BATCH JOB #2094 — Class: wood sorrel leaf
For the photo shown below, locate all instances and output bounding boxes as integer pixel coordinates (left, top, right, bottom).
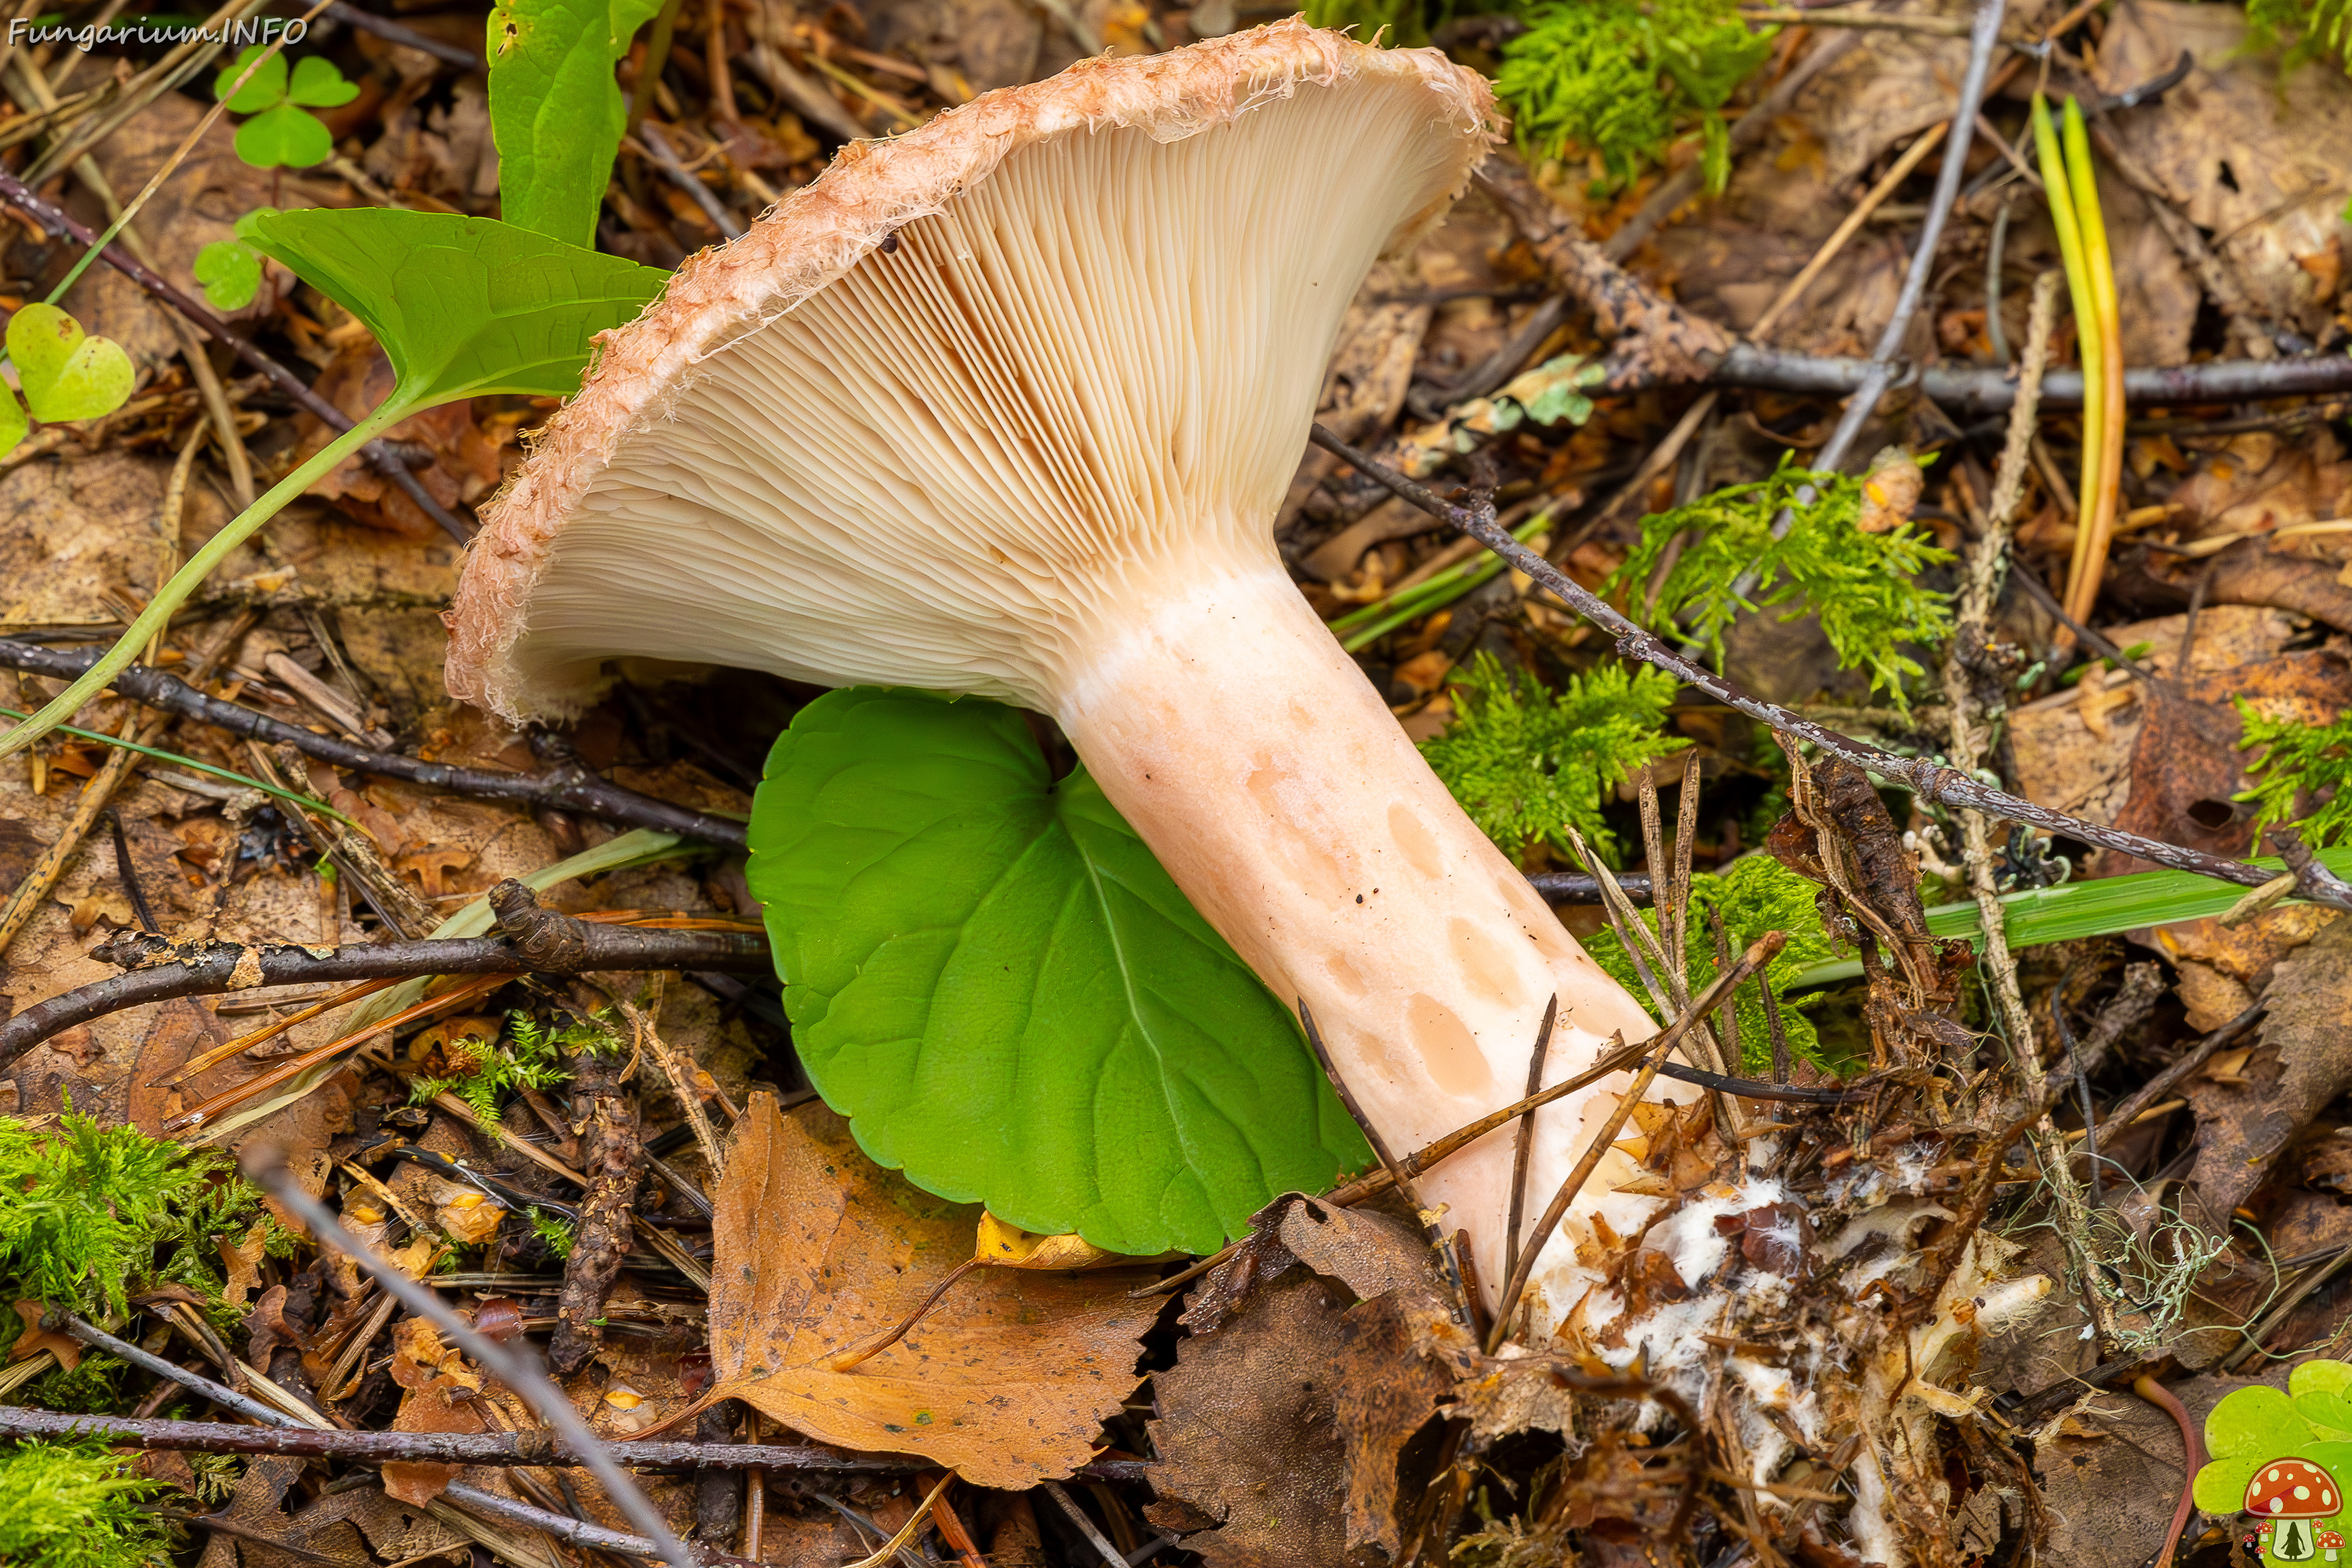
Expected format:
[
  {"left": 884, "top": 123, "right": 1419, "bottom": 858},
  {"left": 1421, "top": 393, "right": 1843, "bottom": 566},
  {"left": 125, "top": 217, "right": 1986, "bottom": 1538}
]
[
  {"left": 487, "top": 0, "right": 668, "bottom": 246},
  {"left": 212, "top": 43, "right": 286, "bottom": 113},
  {"left": 747, "top": 688, "right": 1372, "bottom": 1257},
  {"left": 236, "top": 206, "right": 666, "bottom": 404},
  {"left": 233, "top": 102, "right": 334, "bottom": 169},
  {"left": 7, "top": 303, "right": 134, "bottom": 423},
  {"left": 287, "top": 55, "right": 360, "bottom": 109},
  {"left": 193, "top": 236, "right": 265, "bottom": 311}
]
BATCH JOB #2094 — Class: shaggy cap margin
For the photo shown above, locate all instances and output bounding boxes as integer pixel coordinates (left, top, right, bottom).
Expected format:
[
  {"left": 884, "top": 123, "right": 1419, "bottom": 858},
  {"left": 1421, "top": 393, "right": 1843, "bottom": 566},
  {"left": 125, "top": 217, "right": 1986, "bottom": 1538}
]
[{"left": 444, "top": 20, "right": 1499, "bottom": 723}]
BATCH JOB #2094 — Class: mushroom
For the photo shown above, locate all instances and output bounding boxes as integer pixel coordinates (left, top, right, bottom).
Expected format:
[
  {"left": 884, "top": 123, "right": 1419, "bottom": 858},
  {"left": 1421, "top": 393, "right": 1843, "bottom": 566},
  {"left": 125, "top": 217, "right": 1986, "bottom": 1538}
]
[
  {"left": 445, "top": 22, "right": 1662, "bottom": 1317},
  {"left": 2321, "top": 1528, "right": 2342, "bottom": 1562},
  {"left": 2247, "top": 1460, "right": 2341, "bottom": 1562}
]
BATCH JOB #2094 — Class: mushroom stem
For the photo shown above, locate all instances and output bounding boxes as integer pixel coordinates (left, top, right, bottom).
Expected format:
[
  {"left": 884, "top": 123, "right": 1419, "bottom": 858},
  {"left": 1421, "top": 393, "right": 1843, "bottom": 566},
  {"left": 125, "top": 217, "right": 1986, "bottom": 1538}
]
[{"left": 1055, "top": 561, "right": 1660, "bottom": 1313}]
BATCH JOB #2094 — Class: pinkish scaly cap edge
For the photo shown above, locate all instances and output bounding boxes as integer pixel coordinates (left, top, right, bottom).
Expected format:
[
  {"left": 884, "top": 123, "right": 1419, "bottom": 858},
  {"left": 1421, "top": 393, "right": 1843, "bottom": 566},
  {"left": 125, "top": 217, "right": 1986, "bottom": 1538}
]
[{"left": 443, "top": 19, "right": 1499, "bottom": 723}]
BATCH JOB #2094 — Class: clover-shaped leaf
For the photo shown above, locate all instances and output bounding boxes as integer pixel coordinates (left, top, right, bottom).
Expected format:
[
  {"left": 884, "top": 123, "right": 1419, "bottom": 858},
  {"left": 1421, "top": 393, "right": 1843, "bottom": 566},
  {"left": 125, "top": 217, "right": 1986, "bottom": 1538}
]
[
  {"left": 288, "top": 55, "right": 360, "bottom": 109},
  {"left": 7, "top": 303, "right": 135, "bottom": 424},
  {"left": 2198, "top": 1364, "right": 2352, "bottom": 1523},
  {"left": 213, "top": 45, "right": 285, "bottom": 113},
  {"left": 193, "top": 237, "right": 265, "bottom": 311},
  {"left": 214, "top": 47, "right": 352, "bottom": 168},
  {"left": 0, "top": 384, "right": 28, "bottom": 458}
]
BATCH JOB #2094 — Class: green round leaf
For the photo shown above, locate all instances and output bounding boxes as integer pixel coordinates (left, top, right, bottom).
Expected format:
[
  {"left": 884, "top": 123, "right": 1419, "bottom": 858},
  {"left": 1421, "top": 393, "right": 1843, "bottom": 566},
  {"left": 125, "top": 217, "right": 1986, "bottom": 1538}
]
[
  {"left": 192, "top": 238, "right": 263, "bottom": 311},
  {"left": 287, "top": 55, "right": 360, "bottom": 108},
  {"left": 0, "top": 385, "right": 28, "bottom": 459},
  {"left": 213, "top": 44, "right": 287, "bottom": 113},
  {"left": 7, "top": 303, "right": 135, "bottom": 424},
  {"left": 747, "top": 688, "right": 1372, "bottom": 1256},
  {"left": 233, "top": 104, "right": 334, "bottom": 169}
]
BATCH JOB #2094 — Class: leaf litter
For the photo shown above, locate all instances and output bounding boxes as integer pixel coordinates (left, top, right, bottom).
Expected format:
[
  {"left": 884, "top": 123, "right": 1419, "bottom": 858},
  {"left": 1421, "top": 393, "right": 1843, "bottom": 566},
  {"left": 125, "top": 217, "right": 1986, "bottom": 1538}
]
[{"left": 8, "top": 0, "right": 2352, "bottom": 1564}]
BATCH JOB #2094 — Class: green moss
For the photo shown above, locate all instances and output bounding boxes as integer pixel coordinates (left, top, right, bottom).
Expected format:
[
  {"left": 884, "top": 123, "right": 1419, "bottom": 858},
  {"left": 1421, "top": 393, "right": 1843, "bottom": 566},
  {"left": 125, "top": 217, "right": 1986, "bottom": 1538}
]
[
  {"left": 1583, "top": 854, "right": 1847, "bottom": 1074},
  {"left": 2237, "top": 703, "right": 2352, "bottom": 850},
  {"left": 1496, "top": 0, "right": 1774, "bottom": 192},
  {"left": 410, "top": 1007, "right": 618, "bottom": 1123},
  {"left": 0, "top": 1441, "right": 167, "bottom": 1568},
  {"left": 0, "top": 1109, "right": 266, "bottom": 1317},
  {"left": 1611, "top": 458, "right": 1953, "bottom": 705},
  {"left": 1419, "top": 653, "right": 1686, "bottom": 865}
]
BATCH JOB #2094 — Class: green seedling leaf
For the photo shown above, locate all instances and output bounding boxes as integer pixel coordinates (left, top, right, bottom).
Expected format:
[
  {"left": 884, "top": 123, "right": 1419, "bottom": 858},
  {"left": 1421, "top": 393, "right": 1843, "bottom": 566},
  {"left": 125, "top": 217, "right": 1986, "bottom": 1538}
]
[
  {"left": 192, "top": 236, "right": 264, "bottom": 311},
  {"left": 236, "top": 206, "right": 667, "bottom": 403},
  {"left": 2198, "top": 1365, "right": 2352, "bottom": 1528},
  {"left": 747, "top": 688, "right": 1373, "bottom": 1256},
  {"left": 211, "top": 43, "right": 285, "bottom": 113},
  {"left": 233, "top": 102, "right": 334, "bottom": 169},
  {"left": 7, "top": 303, "right": 134, "bottom": 423},
  {"left": 0, "top": 208, "right": 666, "bottom": 767},
  {"left": 287, "top": 55, "right": 360, "bottom": 109},
  {"left": 487, "top": 0, "right": 668, "bottom": 245},
  {"left": 0, "top": 385, "right": 26, "bottom": 459}
]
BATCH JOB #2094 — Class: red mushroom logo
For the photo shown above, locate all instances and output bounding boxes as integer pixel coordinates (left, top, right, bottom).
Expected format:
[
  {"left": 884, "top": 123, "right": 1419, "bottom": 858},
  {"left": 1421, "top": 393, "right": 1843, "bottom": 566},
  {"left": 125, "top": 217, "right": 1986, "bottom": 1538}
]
[
  {"left": 2246, "top": 1459, "right": 2342, "bottom": 1561},
  {"left": 2323, "top": 1529, "right": 2344, "bottom": 1562}
]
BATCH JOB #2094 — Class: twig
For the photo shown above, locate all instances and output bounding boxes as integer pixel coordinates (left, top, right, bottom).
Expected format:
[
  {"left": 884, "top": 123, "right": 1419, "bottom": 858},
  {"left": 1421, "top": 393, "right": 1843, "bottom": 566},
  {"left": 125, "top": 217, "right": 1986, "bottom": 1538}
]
[
  {"left": 0, "top": 638, "right": 749, "bottom": 847},
  {"left": 1484, "top": 933, "right": 1785, "bottom": 1350},
  {"left": 323, "top": 0, "right": 480, "bottom": 66},
  {"left": 1736, "top": 6, "right": 2026, "bottom": 36},
  {"left": 1131, "top": 1025, "right": 1860, "bottom": 1300},
  {"left": 1942, "top": 271, "right": 2062, "bottom": 1087},
  {"left": 1701, "top": 345, "right": 2352, "bottom": 410},
  {"left": 0, "top": 908, "right": 768, "bottom": 1073},
  {"left": 2102, "top": 1000, "right": 2265, "bottom": 1133},
  {"left": 1526, "top": 871, "right": 1651, "bottom": 903},
  {"left": 247, "top": 1153, "right": 698, "bottom": 1568},
  {"left": 640, "top": 123, "right": 745, "bottom": 240},
  {"left": 0, "top": 170, "right": 472, "bottom": 543},
  {"left": 1041, "top": 1480, "right": 1127, "bottom": 1568},
  {"left": 51, "top": 1314, "right": 294, "bottom": 1430},
  {"left": 1501, "top": 995, "right": 1558, "bottom": 1286},
  {"left": 1811, "top": 0, "right": 2007, "bottom": 472},
  {"left": 1303, "top": 424, "right": 2352, "bottom": 911}
]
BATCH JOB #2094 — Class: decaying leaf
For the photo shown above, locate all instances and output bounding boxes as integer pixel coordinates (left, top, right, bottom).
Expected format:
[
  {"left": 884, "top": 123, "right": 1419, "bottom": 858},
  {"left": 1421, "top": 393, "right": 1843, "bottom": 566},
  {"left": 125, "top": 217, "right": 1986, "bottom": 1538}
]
[
  {"left": 706, "top": 1093, "right": 1157, "bottom": 1487},
  {"left": 2186, "top": 917, "right": 2352, "bottom": 1223},
  {"left": 1149, "top": 1194, "right": 1469, "bottom": 1565},
  {"left": 383, "top": 1317, "right": 486, "bottom": 1506}
]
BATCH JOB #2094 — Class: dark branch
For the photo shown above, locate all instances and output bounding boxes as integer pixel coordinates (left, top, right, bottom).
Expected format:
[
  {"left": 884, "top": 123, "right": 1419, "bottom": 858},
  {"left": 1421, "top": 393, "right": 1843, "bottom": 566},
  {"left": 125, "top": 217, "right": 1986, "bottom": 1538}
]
[
  {"left": 0, "top": 892, "right": 769, "bottom": 1070},
  {"left": 0, "top": 1405, "right": 1145, "bottom": 1482},
  {"left": 1706, "top": 344, "right": 2352, "bottom": 412},
  {"left": 1305, "top": 424, "right": 2352, "bottom": 911},
  {"left": 0, "top": 638, "right": 750, "bottom": 850},
  {"left": 0, "top": 172, "right": 473, "bottom": 545}
]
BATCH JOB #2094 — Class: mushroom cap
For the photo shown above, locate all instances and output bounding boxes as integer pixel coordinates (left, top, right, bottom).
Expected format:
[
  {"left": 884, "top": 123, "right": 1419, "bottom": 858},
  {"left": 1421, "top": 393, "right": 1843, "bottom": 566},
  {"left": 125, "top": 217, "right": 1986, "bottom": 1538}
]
[
  {"left": 445, "top": 21, "right": 1497, "bottom": 722},
  {"left": 2247, "top": 1459, "right": 2342, "bottom": 1518}
]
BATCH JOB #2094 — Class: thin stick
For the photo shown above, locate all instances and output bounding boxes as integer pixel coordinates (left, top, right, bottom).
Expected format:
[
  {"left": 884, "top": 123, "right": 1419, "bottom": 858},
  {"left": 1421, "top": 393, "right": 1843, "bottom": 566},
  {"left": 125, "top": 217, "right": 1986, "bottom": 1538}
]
[
  {"left": 248, "top": 1155, "right": 698, "bottom": 1568},
  {"left": 1, "top": 918, "right": 768, "bottom": 1074},
  {"left": 1813, "top": 0, "right": 2008, "bottom": 471},
  {"left": 1041, "top": 1480, "right": 1127, "bottom": 1568},
  {"left": 0, "top": 638, "right": 746, "bottom": 846},
  {"left": 1484, "top": 932, "right": 1786, "bottom": 1350},
  {"left": 1303, "top": 423, "right": 2352, "bottom": 911},
  {"left": 0, "top": 172, "right": 470, "bottom": 542},
  {"left": 53, "top": 1314, "right": 295, "bottom": 1429},
  {"left": 1501, "top": 995, "right": 1558, "bottom": 1286}
]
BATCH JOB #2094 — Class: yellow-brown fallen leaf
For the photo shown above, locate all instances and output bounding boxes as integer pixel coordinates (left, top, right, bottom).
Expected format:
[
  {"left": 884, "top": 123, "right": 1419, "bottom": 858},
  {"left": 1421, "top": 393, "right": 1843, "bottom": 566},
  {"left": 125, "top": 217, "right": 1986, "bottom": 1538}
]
[
  {"left": 384, "top": 1317, "right": 484, "bottom": 1506},
  {"left": 706, "top": 1094, "right": 1158, "bottom": 1487}
]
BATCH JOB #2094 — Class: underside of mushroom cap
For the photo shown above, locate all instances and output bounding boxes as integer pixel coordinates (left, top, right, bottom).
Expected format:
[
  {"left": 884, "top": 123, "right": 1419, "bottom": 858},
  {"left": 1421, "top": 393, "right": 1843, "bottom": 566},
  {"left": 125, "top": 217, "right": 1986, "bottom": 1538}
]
[{"left": 445, "top": 20, "right": 1498, "bottom": 721}]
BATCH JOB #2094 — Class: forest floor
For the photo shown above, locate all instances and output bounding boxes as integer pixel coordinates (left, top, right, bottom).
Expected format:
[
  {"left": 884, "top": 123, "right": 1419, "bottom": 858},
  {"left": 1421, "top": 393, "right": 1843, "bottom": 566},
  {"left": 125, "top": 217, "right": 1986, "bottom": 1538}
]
[{"left": 3, "top": 0, "right": 2352, "bottom": 1566}]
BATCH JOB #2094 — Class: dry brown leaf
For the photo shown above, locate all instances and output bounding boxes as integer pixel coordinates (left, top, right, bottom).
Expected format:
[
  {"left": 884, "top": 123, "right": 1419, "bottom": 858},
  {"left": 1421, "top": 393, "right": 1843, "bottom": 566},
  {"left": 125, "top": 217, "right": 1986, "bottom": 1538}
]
[
  {"left": 706, "top": 1094, "right": 1156, "bottom": 1487},
  {"left": 383, "top": 1318, "right": 486, "bottom": 1506},
  {"left": 288, "top": 344, "right": 520, "bottom": 537},
  {"left": 10, "top": 1300, "right": 81, "bottom": 1370},
  {"left": 2185, "top": 917, "right": 2352, "bottom": 1223},
  {"left": 1145, "top": 1273, "right": 1354, "bottom": 1568},
  {"left": 218, "top": 1221, "right": 270, "bottom": 1309},
  {"left": 1149, "top": 1196, "right": 1467, "bottom": 1565}
]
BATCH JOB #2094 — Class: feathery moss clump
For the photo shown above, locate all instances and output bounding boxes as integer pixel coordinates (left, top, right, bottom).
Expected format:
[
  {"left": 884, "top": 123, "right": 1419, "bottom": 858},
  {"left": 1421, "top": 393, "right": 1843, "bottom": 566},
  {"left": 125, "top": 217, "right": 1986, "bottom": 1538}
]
[{"left": 0, "top": 1441, "right": 167, "bottom": 1568}]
